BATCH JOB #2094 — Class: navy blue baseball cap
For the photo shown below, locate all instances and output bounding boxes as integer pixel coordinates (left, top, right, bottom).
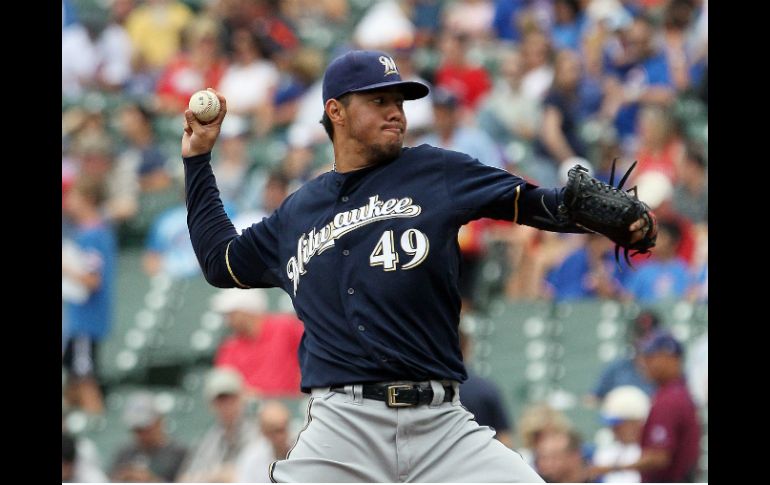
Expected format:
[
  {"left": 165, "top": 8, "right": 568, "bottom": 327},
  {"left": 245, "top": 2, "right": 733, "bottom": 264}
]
[
  {"left": 640, "top": 330, "right": 683, "bottom": 357},
  {"left": 322, "top": 50, "right": 430, "bottom": 105}
]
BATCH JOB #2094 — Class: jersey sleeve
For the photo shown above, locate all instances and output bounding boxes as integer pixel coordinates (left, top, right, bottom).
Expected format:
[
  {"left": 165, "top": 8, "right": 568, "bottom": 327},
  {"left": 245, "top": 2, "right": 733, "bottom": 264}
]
[
  {"left": 442, "top": 149, "right": 585, "bottom": 233},
  {"left": 184, "top": 152, "right": 282, "bottom": 289}
]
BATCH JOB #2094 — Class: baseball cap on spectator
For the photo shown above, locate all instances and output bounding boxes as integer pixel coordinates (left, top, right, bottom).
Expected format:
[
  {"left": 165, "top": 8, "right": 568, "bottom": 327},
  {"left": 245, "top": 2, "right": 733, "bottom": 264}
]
[
  {"left": 431, "top": 88, "right": 459, "bottom": 108},
  {"left": 601, "top": 385, "right": 650, "bottom": 425},
  {"left": 138, "top": 150, "right": 167, "bottom": 176},
  {"left": 322, "top": 50, "right": 430, "bottom": 105},
  {"left": 640, "top": 330, "right": 684, "bottom": 357},
  {"left": 122, "top": 392, "right": 160, "bottom": 430},
  {"left": 210, "top": 288, "right": 267, "bottom": 314},
  {"left": 204, "top": 367, "right": 244, "bottom": 401}
]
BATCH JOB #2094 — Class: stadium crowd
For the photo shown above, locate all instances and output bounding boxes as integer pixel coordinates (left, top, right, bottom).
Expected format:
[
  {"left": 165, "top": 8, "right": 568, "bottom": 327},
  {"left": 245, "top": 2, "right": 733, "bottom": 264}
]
[{"left": 62, "top": 0, "right": 707, "bottom": 482}]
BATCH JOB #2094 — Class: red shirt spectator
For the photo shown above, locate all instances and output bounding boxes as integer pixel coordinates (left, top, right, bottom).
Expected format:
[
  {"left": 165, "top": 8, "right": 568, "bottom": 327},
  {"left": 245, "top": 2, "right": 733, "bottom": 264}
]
[
  {"left": 211, "top": 289, "right": 304, "bottom": 397},
  {"left": 155, "top": 55, "right": 227, "bottom": 113},
  {"left": 640, "top": 377, "right": 701, "bottom": 482},
  {"left": 435, "top": 31, "right": 492, "bottom": 110},
  {"left": 435, "top": 63, "right": 492, "bottom": 110},
  {"left": 588, "top": 331, "right": 702, "bottom": 482}
]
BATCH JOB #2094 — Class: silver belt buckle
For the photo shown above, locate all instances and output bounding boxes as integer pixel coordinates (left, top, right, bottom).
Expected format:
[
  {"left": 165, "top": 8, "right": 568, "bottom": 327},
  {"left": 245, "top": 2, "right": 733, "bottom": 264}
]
[{"left": 387, "top": 384, "right": 414, "bottom": 407}]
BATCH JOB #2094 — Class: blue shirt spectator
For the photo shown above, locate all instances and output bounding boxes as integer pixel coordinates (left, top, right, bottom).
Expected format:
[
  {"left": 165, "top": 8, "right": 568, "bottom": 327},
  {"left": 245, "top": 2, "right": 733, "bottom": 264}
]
[
  {"left": 492, "top": 0, "right": 527, "bottom": 42},
  {"left": 623, "top": 259, "right": 691, "bottom": 304},
  {"left": 65, "top": 222, "right": 117, "bottom": 341},
  {"left": 592, "top": 357, "right": 656, "bottom": 399}
]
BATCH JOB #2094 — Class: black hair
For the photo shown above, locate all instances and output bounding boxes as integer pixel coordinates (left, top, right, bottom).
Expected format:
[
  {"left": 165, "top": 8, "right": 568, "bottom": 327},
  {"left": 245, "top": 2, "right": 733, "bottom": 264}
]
[{"left": 320, "top": 93, "right": 352, "bottom": 142}]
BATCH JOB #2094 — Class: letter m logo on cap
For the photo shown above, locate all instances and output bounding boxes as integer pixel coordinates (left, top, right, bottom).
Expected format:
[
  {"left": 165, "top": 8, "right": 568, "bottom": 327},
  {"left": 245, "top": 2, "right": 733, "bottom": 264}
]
[{"left": 379, "top": 56, "right": 399, "bottom": 76}]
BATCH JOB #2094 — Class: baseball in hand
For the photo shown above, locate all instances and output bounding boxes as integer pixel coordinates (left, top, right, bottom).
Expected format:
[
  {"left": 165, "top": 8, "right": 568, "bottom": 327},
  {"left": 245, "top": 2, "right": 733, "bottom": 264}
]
[{"left": 189, "top": 90, "right": 221, "bottom": 123}]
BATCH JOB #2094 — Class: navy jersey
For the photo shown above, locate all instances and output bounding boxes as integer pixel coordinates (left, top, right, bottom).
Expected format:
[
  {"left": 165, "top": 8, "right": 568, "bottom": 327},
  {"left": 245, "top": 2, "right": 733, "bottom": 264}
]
[{"left": 185, "top": 144, "right": 579, "bottom": 391}]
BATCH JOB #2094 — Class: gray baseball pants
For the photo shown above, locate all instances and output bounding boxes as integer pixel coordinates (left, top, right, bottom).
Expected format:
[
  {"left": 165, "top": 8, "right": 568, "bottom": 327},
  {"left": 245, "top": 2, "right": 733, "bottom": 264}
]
[{"left": 269, "top": 381, "right": 544, "bottom": 482}]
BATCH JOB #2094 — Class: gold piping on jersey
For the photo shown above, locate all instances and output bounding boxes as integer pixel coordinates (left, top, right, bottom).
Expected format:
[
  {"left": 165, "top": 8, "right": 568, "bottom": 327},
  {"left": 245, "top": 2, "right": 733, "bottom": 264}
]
[
  {"left": 514, "top": 185, "right": 521, "bottom": 224},
  {"left": 225, "top": 240, "right": 250, "bottom": 288}
]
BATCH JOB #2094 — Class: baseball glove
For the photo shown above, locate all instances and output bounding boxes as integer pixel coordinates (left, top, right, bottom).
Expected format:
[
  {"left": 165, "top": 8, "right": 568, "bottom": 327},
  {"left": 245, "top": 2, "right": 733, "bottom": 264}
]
[{"left": 548, "top": 160, "right": 658, "bottom": 267}]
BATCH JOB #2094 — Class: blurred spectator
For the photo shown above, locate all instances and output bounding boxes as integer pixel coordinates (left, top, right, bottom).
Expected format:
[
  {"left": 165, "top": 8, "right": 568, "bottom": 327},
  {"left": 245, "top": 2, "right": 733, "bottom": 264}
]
[
  {"left": 286, "top": 77, "right": 327, "bottom": 148},
  {"left": 533, "top": 49, "right": 604, "bottom": 187},
  {"left": 141, "top": 187, "right": 235, "bottom": 279},
  {"left": 110, "top": 391, "right": 188, "bottom": 482},
  {"left": 443, "top": 0, "right": 495, "bottom": 41},
  {"left": 121, "top": 160, "right": 182, "bottom": 250},
  {"left": 142, "top": 204, "right": 202, "bottom": 279},
  {"left": 409, "top": 0, "right": 444, "bottom": 47},
  {"left": 671, "top": 143, "right": 707, "bottom": 224},
  {"left": 491, "top": 0, "right": 528, "bottom": 42},
  {"left": 112, "top": 102, "right": 165, "bottom": 224},
  {"left": 516, "top": 403, "right": 573, "bottom": 467},
  {"left": 217, "top": 27, "right": 280, "bottom": 137},
  {"left": 62, "top": 176, "right": 117, "bottom": 415},
  {"left": 477, "top": 48, "right": 542, "bottom": 155},
  {"left": 550, "top": 0, "right": 587, "bottom": 51},
  {"left": 235, "top": 400, "right": 295, "bottom": 482},
  {"left": 353, "top": 0, "right": 415, "bottom": 50},
  {"left": 458, "top": 328, "right": 514, "bottom": 448},
  {"left": 591, "top": 385, "right": 650, "bottom": 483},
  {"left": 544, "top": 233, "right": 625, "bottom": 302},
  {"left": 70, "top": 128, "right": 115, "bottom": 193},
  {"left": 155, "top": 16, "right": 228, "bottom": 115},
  {"left": 476, "top": 46, "right": 542, "bottom": 159},
  {"left": 230, "top": 169, "right": 292, "bottom": 231},
  {"left": 520, "top": 29, "right": 554, "bottom": 101},
  {"left": 534, "top": 429, "right": 590, "bottom": 483},
  {"left": 177, "top": 368, "right": 260, "bottom": 482},
  {"left": 591, "top": 331, "right": 701, "bottom": 482},
  {"left": 62, "top": 432, "right": 77, "bottom": 483},
  {"left": 603, "top": 14, "right": 676, "bottom": 147},
  {"left": 661, "top": 0, "right": 707, "bottom": 93},
  {"left": 62, "top": 400, "right": 110, "bottom": 482},
  {"left": 211, "top": 117, "right": 263, "bottom": 212},
  {"left": 125, "top": 0, "right": 194, "bottom": 73},
  {"left": 282, "top": 144, "right": 318, "bottom": 186},
  {"left": 434, "top": 31, "right": 492, "bottom": 111},
  {"left": 243, "top": 0, "right": 300, "bottom": 52},
  {"left": 212, "top": 288, "right": 304, "bottom": 398},
  {"left": 622, "top": 219, "right": 691, "bottom": 304},
  {"left": 62, "top": 6, "right": 133, "bottom": 97},
  {"left": 589, "top": 310, "right": 660, "bottom": 404},
  {"left": 417, "top": 88, "right": 503, "bottom": 168},
  {"left": 633, "top": 105, "right": 684, "bottom": 183},
  {"left": 271, "top": 47, "right": 325, "bottom": 129}
]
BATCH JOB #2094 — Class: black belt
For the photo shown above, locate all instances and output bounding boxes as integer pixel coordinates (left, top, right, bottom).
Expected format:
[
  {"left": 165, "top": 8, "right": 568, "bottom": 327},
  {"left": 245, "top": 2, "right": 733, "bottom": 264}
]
[{"left": 330, "top": 382, "right": 455, "bottom": 408}]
